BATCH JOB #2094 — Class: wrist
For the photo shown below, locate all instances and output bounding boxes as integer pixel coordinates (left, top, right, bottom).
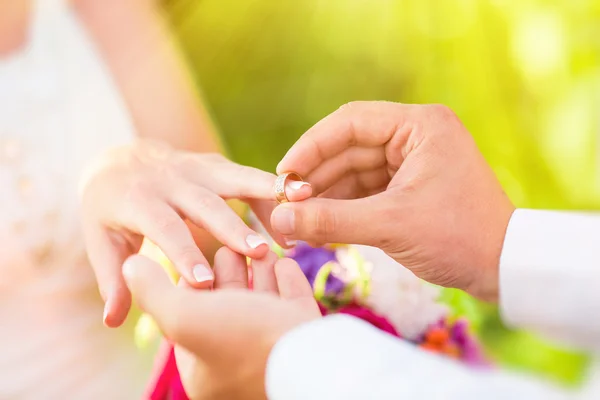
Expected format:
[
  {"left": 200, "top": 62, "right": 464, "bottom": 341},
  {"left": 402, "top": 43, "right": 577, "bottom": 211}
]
[{"left": 468, "top": 205, "right": 516, "bottom": 303}]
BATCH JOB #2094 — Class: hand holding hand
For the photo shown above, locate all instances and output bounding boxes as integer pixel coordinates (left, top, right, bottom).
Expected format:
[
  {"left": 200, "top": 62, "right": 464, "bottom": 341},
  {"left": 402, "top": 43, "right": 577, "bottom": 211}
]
[
  {"left": 80, "top": 139, "right": 312, "bottom": 326},
  {"left": 272, "top": 102, "right": 514, "bottom": 301},
  {"left": 123, "top": 250, "right": 320, "bottom": 400}
]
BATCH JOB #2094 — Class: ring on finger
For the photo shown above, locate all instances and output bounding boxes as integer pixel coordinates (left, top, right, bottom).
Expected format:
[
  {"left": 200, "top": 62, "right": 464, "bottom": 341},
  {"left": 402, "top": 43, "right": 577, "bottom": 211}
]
[{"left": 274, "top": 172, "right": 304, "bottom": 204}]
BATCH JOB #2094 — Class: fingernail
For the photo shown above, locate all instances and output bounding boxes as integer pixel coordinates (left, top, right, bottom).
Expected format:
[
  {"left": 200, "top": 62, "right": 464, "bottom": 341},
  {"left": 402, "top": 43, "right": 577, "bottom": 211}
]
[
  {"left": 246, "top": 233, "right": 268, "bottom": 249},
  {"left": 286, "top": 181, "right": 310, "bottom": 192},
  {"left": 284, "top": 238, "right": 297, "bottom": 247},
  {"left": 272, "top": 206, "right": 295, "bottom": 235},
  {"left": 102, "top": 295, "right": 113, "bottom": 325},
  {"left": 193, "top": 264, "right": 213, "bottom": 283},
  {"left": 102, "top": 303, "right": 109, "bottom": 323}
]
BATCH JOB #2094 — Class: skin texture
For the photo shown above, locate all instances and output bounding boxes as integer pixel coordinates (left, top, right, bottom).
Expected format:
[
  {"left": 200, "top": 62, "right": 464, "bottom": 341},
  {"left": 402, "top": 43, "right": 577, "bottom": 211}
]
[
  {"left": 73, "top": 0, "right": 223, "bottom": 153},
  {"left": 123, "top": 251, "right": 321, "bottom": 400},
  {"left": 80, "top": 141, "right": 312, "bottom": 327},
  {"left": 272, "top": 101, "right": 515, "bottom": 302}
]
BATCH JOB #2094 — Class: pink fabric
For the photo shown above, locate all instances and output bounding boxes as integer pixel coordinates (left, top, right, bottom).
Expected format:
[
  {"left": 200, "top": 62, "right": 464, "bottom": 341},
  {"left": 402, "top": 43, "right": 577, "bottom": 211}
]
[{"left": 144, "top": 341, "right": 188, "bottom": 400}]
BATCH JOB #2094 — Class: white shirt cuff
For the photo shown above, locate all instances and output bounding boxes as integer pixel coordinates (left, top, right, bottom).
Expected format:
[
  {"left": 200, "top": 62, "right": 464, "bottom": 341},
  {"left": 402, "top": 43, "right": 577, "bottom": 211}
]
[{"left": 500, "top": 209, "right": 600, "bottom": 351}]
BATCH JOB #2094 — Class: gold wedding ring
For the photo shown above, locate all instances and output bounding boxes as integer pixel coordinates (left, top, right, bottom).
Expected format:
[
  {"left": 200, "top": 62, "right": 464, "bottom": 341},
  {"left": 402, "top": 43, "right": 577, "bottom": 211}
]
[{"left": 274, "top": 172, "right": 304, "bottom": 204}]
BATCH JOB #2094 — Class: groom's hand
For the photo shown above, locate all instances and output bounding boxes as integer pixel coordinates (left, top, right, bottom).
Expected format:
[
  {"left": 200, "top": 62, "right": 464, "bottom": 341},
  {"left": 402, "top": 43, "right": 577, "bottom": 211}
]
[
  {"left": 272, "top": 101, "right": 515, "bottom": 302},
  {"left": 123, "top": 252, "right": 320, "bottom": 400}
]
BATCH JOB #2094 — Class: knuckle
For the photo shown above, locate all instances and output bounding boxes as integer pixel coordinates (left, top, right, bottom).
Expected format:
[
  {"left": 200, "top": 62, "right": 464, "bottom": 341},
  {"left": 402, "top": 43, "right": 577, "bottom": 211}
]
[
  {"left": 337, "top": 101, "right": 363, "bottom": 114},
  {"left": 232, "top": 223, "right": 251, "bottom": 240},
  {"left": 424, "top": 104, "right": 461, "bottom": 132},
  {"left": 427, "top": 103, "right": 456, "bottom": 119},
  {"left": 396, "top": 175, "right": 420, "bottom": 194},
  {"left": 208, "top": 152, "right": 226, "bottom": 161},
  {"left": 337, "top": 102, "right": 352, "bottom": 113},
  {"left": 413, "top": 104, "right": 463, "bottom": 144},
  {"left": 154, "top": 213, "right": 181, "bottom": 235},
  {"left": 155, "top": 159, "right": 179, "bottom": 180},
  {"left": 124, "top": 177, "right": 153, "bottom": 206},
  {"left": 309, "top": 206, "right": 336, "bottom": 239},
  {"left": 200, "top": 152, "right": 227, "bottom": 165},
  {"left": 176, "top": 245, "right": 203, "bottom": 266},
  {"left": 231, "top": 161, "right": 264, "bottom": 181},
  {"left": 183, "top": 153, "right": 226, "bottom": 179},
  {"left": 193, "top": 190, "right": 226, "bottom": 212},
  {"left": 229, "top": 162, "right": 249, "bottom": 179}
]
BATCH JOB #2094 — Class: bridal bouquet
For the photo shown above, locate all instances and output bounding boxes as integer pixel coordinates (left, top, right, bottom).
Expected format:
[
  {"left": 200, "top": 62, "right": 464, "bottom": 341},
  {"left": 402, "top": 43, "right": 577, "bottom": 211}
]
[{"left": 283, "top": 242, "right": 488, "bottom": 366}]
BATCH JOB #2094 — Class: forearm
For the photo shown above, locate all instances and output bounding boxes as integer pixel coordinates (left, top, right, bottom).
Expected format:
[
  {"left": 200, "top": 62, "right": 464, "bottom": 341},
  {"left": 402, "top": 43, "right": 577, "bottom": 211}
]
[
  {"left": 75, "top": 0, "right": 249, "bottom": 257},
  {"left": 74, "top": 0, "right": 223, "bottom": 152}
]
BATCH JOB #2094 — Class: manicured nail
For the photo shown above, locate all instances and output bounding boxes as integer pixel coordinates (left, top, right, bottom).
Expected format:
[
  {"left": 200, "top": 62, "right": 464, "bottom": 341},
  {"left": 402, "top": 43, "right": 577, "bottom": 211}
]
[
  {"left": 246, "top": 233, "right": 268, "bottom": 249},
  {"left": 272, "top": 206, "right": 295, "bottom": 235},
  {"left": 284, "top": 238, "right": 297, "bottom": 247},
  {"left": 102, "top": 302, "right": 109, "bottom": 323},
  {"left": 193, "top": 264, "right": 213, "bottom": 283},
  {"left": 286, "top": 180, "right": 310, "bottom": 192}
]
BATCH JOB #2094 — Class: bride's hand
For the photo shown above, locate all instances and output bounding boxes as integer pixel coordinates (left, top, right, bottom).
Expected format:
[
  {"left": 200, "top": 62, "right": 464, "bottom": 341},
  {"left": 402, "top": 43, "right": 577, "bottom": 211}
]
[
  {"left": 79, "top": 139, "right": 312, "bottom": 327},
  {"left": 124, "top": 250, "right": 320, "bottom": 400}
]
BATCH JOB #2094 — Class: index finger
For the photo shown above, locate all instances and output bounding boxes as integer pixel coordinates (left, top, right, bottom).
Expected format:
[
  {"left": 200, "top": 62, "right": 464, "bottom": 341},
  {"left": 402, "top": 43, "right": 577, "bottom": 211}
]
[
  {"left": 122, "top": 255, "right": 205, "bottom": 348},
  {"left": 192, "top": 157, "right": 312, "bottom": 202},
  {"left": 277, "top": 101, "right": 412, "bottom": 177},
  {"left": 131, "top": 202, "right": 214, "bottom": 288}
]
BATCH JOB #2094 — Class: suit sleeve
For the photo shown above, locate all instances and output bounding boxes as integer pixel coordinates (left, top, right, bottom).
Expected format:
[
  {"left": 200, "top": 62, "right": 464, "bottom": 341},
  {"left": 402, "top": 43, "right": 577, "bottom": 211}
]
[{"left": 266, "top": 315, "right": 577, "bottom": 400}]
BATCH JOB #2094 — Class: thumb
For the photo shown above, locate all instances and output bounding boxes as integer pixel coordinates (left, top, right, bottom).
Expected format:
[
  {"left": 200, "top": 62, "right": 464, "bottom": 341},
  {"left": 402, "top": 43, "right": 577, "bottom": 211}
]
[
  {"left": 122, "top": 255, "right": 179, "bottom": 319},
  {"left": 270, "top": 194, "right": 394, "bottom": 246},
  {"left": 123, "top": 255, "right": 238, "bottom": 358},
  {"left": 123, "top": 255, "right": 199, "bottom": 347}
]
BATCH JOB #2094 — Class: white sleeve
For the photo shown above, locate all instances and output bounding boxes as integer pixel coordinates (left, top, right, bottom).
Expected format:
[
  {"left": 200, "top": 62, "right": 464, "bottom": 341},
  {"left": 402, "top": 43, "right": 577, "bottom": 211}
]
[
  {"left": 266, "top": 315, "right": 578, "bottom": 400},
  {"left": 500, "top": 209, "right": 600, "bottom": 352}
]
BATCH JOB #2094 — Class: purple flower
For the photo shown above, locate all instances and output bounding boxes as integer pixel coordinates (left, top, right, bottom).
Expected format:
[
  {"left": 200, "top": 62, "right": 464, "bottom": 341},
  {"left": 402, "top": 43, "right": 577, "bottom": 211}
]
[{"left": 287, "top": 242, "right": 346, "bottom": 296}]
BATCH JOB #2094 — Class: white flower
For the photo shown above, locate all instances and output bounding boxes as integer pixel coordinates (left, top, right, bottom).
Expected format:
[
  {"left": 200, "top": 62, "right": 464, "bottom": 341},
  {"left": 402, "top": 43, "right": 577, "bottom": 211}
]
[
  {"left": 353, "top": 245, "right": 448, "bottom": 340},
  {"left": 333, "top": 246, "right": 373, "bottom": 298}
]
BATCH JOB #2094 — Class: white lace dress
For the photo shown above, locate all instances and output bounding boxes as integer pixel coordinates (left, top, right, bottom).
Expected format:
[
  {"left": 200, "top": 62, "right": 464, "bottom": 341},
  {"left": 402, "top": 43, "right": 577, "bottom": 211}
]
[{"left": 0, "top": 0, "right": 153, "bottom": 398}]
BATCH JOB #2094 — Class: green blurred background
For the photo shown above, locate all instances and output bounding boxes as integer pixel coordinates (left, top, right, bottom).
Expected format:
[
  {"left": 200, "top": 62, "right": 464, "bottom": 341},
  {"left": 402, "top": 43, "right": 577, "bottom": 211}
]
[{"left": 164, "top": 0, "right": 600, "bottom": 386}]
